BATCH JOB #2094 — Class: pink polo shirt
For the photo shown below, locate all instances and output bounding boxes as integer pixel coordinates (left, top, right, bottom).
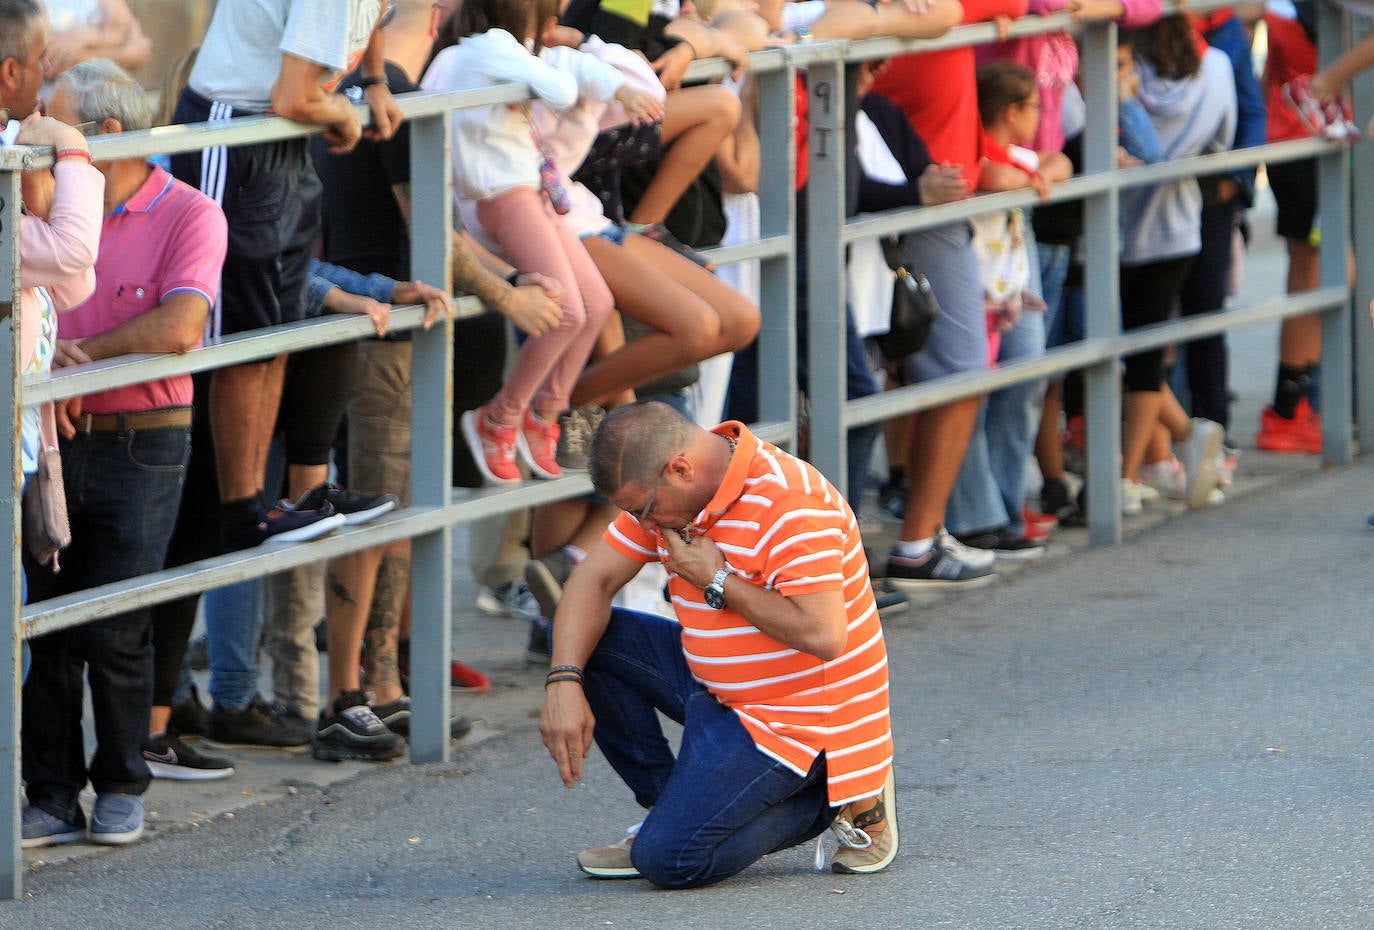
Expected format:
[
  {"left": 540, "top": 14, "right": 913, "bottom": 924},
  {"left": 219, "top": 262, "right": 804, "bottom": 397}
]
[{"left": 60, "top": 164, "right": 227, "bottom": 414}]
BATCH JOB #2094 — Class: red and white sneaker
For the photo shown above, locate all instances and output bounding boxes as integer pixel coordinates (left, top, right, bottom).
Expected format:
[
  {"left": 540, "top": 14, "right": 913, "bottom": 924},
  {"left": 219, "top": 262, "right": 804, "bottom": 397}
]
[
  {"left": 1282, "top": 75, "right": 1361, "bottom": 142},
  {"left": 518, "top": 410, "right": 563, "bottom": 480},
  {"left": 462, "top": 406, "right": 520, "bottom": 484}
]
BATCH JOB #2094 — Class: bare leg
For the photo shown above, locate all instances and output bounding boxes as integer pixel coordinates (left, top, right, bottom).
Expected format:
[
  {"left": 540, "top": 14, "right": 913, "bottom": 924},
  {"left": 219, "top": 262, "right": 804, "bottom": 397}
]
[
  {"left": 361, "top": 542, "right": 410, "bottom": 706},
  {"left": 810, "top": 0, "right": 961, "bottom": 39},
  {"left": 325, "top": 556, "right": 378, "bottom": 704},
  {"left": 899, "top": 397, "right": 981, "bottom": 541},
  {"left": 530, "top": 499, "right": 592, "bottom": 560},
  {"left": 211, "top": 356, "right": 287, "bottom": 502},
  {"left": 627, "top": 85, "right": 740, "bottom": 227},
  {"left": 1121, "top": 389, "right": 1164, "bottom": 482},
  {"left": 1035, "top": 381, "right": 1065, "bottom": 480},
  {"left": 572, "top": 235, "right": 759, "bottom": 406}
]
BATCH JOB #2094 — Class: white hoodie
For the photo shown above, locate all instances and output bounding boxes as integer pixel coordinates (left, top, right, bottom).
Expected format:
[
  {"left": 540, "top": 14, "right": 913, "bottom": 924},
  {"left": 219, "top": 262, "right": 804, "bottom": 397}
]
[
  {"left": 420, "top": 29, "right": 626, "bottom": 202},
  {"left": 1120, "top": 46, "right": 1237, "bottom": 266}
]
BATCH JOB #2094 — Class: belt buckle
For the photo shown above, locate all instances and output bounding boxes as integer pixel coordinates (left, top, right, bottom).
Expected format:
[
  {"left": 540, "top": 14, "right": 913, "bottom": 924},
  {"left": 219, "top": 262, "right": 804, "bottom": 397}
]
[{"left": 78, "top": 412, "right": 94, "bottom": 435}]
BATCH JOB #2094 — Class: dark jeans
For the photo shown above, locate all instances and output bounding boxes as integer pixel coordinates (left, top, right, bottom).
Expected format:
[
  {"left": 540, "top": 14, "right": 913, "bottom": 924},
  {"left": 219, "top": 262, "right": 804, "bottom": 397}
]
[
  {"left": 581, "top": 608, "right": 835, "bottom": 889},
  {"left": 23, "top": 423, "right": 190, "bottom": 824},
  {"left": 1176, "top": 199, "right": 1240, "bottom": 432}
]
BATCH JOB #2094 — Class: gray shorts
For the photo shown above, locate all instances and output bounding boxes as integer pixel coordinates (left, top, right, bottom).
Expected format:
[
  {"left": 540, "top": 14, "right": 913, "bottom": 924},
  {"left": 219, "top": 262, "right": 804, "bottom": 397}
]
[
  {"left": 348, "top": 339, "right": 412, "bottom": 506},
  {"left": 900, "top": 222, "right": 989, "bottom": 383}
]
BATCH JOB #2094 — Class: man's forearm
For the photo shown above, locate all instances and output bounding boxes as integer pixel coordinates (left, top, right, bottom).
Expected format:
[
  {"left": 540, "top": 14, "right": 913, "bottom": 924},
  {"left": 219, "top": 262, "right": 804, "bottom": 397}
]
[
  {"left": 718, "top": 578, "right": 847, "bottom": 661},
  {"left": 451, "top": 232, "right": 514, "bottom": 309}
]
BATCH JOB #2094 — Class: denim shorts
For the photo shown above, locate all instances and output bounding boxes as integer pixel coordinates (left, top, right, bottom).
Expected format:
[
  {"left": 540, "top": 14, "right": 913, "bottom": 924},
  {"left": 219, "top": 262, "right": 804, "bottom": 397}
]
[{"left": 583, "top": 223, "right": 628, "bottom": 246}]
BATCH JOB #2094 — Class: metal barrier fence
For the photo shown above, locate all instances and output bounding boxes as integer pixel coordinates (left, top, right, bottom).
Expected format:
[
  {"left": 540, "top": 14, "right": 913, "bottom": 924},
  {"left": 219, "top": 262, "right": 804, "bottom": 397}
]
[{"left": 2, "top": 0, "right": 1369, "bottom": 897}]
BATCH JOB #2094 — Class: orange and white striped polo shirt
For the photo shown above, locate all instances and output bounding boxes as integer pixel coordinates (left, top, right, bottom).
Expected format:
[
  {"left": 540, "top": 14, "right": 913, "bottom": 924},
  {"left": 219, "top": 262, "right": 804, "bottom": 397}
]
[{"left": 604, "top": 422, "right": 893, "bottom": 806}]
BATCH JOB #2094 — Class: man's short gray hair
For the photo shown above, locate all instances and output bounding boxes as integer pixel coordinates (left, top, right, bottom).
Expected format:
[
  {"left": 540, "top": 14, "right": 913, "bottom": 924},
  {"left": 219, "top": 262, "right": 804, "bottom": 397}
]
[
  {"left": 53, "top": 59, "right": 152, "bottom": 134},
  {"left": 0, "top": 0, "right": 43, "bottom": 72},
  {"left": 588, "top": 401, "right": 696, "bottom": 498}
]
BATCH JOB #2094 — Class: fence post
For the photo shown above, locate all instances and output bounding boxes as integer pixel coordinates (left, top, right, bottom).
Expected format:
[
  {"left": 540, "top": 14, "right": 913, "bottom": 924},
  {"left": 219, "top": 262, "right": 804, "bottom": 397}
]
[
  {"left": 1317, "top": 2, "right": 1354, "bottom": 463},
  {"left": 755, "top": 63, "right": 799, "bottom": 438},
  {"left": 805, "top": 53, "right": 851, "bottom": 488},
  {"left": 1354, "top": 16, "right": 1374, "bottom": 449},
  {"left": 1, "top": 162, "right": 21, "bottom": 900},
  {"left": 406, "top": 111, "right": 455, "bottom": 764},
  {"left": 1078, "top": 21, "right": 1123, "bottom": 545}
]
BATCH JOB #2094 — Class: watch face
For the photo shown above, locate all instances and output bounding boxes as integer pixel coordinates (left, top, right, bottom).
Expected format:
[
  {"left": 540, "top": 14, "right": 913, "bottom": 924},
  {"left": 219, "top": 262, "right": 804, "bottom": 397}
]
[{"left": 704, "top": 584, "right": 726, "bottom": 609}]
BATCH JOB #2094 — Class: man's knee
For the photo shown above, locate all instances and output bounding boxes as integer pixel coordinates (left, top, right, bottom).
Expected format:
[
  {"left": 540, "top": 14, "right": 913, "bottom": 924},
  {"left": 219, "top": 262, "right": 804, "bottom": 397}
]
[{"left": 629, "top": 831, "right": 723, "bottom": 890}]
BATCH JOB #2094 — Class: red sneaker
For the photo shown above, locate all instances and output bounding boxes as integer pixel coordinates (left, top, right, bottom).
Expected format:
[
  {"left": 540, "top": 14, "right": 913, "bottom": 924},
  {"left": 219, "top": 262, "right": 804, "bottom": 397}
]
[
  {"left": 462, "top": 406, "right": 520, "bottom": 484},
  {"left": 1257, "top": 399, "right": 1322, "bottom": 454},
  {"left": 450, "top": 660, "right": 491, "bottom": 693},
  {"left": 1020, "top": 504, "right": 1056, "bottom": 542},
  {"left": 518, "top": 410, "right": 563, "bottom": 480}
]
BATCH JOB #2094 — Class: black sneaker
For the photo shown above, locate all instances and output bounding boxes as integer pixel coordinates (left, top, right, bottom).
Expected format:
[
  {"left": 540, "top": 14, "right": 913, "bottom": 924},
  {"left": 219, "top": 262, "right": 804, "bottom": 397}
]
[
  {"left": 524, "top": 549, "right": 575, "bottom": 620},
  {"left": 168, "top": 683, "right": 210, "bottom": 737},
  {"left": 526, "top": 617, "right": 551, "bottom": 665},
  {"left": 224, "top": 501, "right": 348, "bottom": 550},
  {"left": 885, "top": 536, "right": 995, "bottom": 589},
  {"left": 143, "top": 734, "right": 236, "bottom": 781},
  {"left": 288, "top": 482, "right": 398, "bottom": 526},
  {"left": 207, "top": 693, "right": 313, "bottom": 748},
  {"left": 372, "top": 695, "right": 473, "bottom": 742},
  {"left": 311, "top": 690, "right": 406, "bottom": 762},
  {"left": 952, "top": 528, "right": 1046, "bottom": 562},
  {"left": 1039, "top": 475, "right": 1082, "bottom": 524},
  {"left": 874, "top": 589, "right": 909, "bottom": 616}
]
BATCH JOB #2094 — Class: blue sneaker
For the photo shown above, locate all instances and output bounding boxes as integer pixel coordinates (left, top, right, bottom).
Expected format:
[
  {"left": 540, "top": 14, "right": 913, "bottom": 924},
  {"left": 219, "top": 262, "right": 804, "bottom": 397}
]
[
  {"left": 88, "top": 793, "right": 144, "bottom": 845},
  {"left": 21, "top": 806, "right": 85, "bottom": 849}
]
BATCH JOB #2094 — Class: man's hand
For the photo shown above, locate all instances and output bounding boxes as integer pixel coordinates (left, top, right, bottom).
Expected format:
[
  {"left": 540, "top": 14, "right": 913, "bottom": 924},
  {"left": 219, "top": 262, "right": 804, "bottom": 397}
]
[
  {"left": 54, "top": 396, "right": 84, "bottom": 440},
  {"left": 540, "top": 681, "right": 597, "bottom": 787},
  {"left": 499, "top": 281, "right": 563, "bottom": 337},
  {"left": 53, "top": 338, "right": 92, "bottom": 369},
  {"left": 662, "top": 529, "right": 726, "bottom": 590},
  {"left": 322, "top": 105, "right": 364, "bottom": 154},
  {"left": 362, "top": 83, "right": 404, "bottom": 141},
  {"left": 918, "top": 163, "right": 971, "bottom": 205},
  {"left": 392, "top": 279, "right": 452, "bottom": 329}
]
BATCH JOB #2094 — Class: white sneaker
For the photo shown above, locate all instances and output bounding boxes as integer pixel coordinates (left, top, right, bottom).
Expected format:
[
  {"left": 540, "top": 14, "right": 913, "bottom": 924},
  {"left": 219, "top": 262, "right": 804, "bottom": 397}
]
[
  {"left": 1138, "top": 456, "right": 1186, "bottom": 500},
  {"left": 1181, "top": 418, "right": 1224, "bottom": 509},
  {"left": 1120, "top": 478, "right": 1143, "bottom": 516},
  {"left": 936, "top": 527, "right": 995, "bottom": 569}
]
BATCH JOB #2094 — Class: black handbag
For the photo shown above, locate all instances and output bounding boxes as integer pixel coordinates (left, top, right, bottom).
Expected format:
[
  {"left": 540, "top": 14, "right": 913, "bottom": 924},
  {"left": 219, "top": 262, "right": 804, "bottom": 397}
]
[{"left": 873, "top": 237, "right": 939, "bottom": 363}]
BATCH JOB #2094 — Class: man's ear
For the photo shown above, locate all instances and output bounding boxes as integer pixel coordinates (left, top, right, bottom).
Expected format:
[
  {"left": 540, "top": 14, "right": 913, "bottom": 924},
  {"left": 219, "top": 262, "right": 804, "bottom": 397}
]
[
  {"left": 0, "top": 57, "right": 19, "bottom": 99},
  {"left": 101, "top": 116, "right": 122, "bottom": 135}
]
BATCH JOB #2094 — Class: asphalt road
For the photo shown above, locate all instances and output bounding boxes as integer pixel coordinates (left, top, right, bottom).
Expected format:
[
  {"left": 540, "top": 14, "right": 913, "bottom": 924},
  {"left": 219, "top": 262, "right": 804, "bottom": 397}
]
[{"left": 6, "top": 452, "right": 1374, "bottom": 929}]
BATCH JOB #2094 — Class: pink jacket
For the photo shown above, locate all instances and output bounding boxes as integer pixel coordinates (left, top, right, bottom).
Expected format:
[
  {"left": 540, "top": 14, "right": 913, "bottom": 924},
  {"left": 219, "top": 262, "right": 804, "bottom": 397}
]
[{"left": 19, "top": 159, "right": 103, "bottom": 370}]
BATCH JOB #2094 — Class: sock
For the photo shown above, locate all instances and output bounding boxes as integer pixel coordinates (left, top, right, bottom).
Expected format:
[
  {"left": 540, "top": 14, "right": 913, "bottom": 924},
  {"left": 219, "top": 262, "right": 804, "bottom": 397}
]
[
  {"left": 893, "top": 537, "right": 934, "bottom": 559},
  {"left": 1272, "top": 364, "right": 1312, "bottom": 419},
  {"left": 562, "top": 545, "right": 586, "bottom": 564},
  {"left": 220, "top": 495, "right": 261, "bottom": 527}
]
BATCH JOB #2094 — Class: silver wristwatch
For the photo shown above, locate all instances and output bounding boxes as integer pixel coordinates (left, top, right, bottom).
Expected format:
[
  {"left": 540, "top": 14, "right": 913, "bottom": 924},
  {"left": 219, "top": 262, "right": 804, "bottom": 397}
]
[{"left": 703, "top": 567, "right": 731, "bottom": 610}]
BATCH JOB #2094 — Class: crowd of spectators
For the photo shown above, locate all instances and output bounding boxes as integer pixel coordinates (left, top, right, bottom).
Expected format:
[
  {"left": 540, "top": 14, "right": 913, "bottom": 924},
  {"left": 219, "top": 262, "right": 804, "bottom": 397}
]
[{"left": 5, "top": 0, "right": 1369, "bottom": 852}]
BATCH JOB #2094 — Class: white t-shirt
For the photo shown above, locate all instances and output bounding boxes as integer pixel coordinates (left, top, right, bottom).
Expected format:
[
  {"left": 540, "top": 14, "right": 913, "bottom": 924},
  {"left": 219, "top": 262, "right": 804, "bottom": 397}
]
[{"left": 190, "top": 0, "right": 383, "bottom": 110}]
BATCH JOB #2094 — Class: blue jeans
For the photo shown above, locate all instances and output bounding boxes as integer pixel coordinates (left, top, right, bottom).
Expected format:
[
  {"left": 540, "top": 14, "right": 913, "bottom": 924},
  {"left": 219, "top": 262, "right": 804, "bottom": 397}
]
[
  {"left": 23, "top": 423, "right": 189, "bottom": 823},
  {"left": 204, "top": 578, "right": 264, "bottom": 711},
  {"left": 580, "top": 608, "right": 835, "bottom": 888}
]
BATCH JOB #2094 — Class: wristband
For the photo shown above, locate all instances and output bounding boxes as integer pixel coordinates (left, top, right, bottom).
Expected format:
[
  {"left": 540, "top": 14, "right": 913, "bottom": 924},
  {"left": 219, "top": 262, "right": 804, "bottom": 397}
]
[
  {"left": 506, "top": 270, "right": 521, "bottom": 287},
  {"left": 548, "top": 664, "right": 583, "bottom": 676},
  {"left": 545, "top": 674, "right": 584, "bottom": 687},
  {"left": 55, "top": 148, "right": 93, "bottom": 165},
  {"left": 358, "top": 74, "right": 388, "bottom": 88}
]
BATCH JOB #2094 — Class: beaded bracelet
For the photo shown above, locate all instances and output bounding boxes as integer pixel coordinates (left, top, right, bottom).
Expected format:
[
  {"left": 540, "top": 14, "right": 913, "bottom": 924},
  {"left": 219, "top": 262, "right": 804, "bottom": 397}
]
[
  {"left": 548, "top": 664, "right": 583, "bottom": 678},
  {"left": 55, "top": 148, "right": 93, "bottom": 165}
]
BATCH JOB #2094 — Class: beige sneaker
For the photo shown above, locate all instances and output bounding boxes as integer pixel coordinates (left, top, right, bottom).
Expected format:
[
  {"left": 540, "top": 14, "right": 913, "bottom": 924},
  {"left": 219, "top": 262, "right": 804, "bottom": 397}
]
[
  {"left": 576, "top": 822, "right": 642, "bottom": 879},
  {"left": 830, "top": 767, "right": 899, "bottom": 874}
]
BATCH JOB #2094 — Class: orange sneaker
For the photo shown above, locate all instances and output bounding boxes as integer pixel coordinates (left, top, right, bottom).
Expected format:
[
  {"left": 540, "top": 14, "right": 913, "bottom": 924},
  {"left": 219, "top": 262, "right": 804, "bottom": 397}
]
[
  {"left": 518, "top": 410, "right": 563, "bottom": 479},
  {"left": 461, "top": 406, "right": 520, "bottom": 484},
  {"left": 1257, "top": 399, "right": 1322, "bottom": 454}
]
